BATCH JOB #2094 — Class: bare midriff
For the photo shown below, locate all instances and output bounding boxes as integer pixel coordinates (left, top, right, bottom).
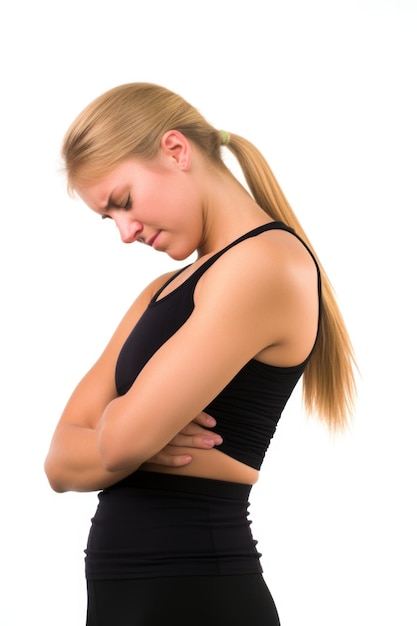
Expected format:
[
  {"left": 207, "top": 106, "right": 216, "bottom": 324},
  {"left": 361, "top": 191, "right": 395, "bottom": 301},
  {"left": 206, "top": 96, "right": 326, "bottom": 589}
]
[{"left": 142, "top": 448, "right": 260, "bottom": 485}]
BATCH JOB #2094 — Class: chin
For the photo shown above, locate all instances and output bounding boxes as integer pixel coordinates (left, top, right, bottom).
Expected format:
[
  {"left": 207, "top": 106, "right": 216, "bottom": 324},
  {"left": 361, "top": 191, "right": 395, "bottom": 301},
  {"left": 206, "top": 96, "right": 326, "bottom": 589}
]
[
  {"left": 167, "top": 252, "right": 192, "bottom": 262},
  {"left": 166, "top": 246, "right": 197, "bottom": 262}
]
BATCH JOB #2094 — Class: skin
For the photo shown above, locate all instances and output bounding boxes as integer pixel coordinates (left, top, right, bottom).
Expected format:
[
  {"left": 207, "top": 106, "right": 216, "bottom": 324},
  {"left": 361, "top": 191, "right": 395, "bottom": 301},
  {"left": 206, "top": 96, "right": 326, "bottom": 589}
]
[{"left": 44, "top": 130, "right": 319, "bottom": 493}]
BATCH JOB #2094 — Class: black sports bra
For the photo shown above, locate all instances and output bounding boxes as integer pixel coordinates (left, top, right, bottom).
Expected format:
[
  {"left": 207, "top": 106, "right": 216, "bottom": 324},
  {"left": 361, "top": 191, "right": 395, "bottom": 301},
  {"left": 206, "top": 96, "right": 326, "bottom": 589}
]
[{"left": 115, "top": 222, "right": 321, "bottom": 470}]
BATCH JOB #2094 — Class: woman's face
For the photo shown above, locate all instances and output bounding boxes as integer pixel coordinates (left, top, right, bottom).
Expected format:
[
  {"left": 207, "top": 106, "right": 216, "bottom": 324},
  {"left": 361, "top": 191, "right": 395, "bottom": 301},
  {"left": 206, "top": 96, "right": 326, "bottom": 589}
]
[{"left": 76, "top": 152, "right": 204, "bottom": 261}]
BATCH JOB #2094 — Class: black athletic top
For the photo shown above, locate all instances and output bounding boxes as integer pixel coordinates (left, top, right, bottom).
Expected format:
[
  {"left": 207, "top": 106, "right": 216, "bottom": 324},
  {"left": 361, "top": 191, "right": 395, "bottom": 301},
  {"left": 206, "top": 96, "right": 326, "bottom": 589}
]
[{"left": 115, "top": 222, "right": 321, "bottom": 471}]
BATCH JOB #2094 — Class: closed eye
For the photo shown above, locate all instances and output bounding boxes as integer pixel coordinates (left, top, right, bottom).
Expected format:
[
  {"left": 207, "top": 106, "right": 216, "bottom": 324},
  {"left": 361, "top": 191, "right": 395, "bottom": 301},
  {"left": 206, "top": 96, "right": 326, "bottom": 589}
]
[
  {"left": 100, "top": 194, "right": 131, "bottom": 219},
  {"left": 123, "top": 194, "right": 132, "bottom": 210}
]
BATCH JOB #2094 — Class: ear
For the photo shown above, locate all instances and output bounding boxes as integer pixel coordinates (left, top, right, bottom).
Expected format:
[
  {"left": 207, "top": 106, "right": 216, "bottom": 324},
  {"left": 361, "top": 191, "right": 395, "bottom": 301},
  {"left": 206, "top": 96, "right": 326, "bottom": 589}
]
[{"left": 160, "top": 130, "right": 192, "bottom": 171}]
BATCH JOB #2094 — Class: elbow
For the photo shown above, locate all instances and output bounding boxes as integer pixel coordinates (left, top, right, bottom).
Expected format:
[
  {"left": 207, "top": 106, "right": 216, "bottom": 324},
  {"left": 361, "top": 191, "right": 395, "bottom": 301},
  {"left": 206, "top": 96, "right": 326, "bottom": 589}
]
[
  {"left": 44, "top": 458, "right": 68, "bottom": 493},
  {"left": 98, "top": 431, "right": 121, "bottom": 471},
  {"left": 99, "top": 449, "right": 121, "bottom": 472},
  {"left": 47, "top": 479, "right": 68, "bottom": 494},
  {"left": 101, "top": 459, "right": 125, "bottom": 472}
]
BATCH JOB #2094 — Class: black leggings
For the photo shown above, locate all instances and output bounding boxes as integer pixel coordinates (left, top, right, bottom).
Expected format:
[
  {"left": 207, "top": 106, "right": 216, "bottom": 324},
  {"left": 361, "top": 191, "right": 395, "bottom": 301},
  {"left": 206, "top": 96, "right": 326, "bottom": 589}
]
[{"left": 86, "top": 574, "right": 280, "bottom": 626}]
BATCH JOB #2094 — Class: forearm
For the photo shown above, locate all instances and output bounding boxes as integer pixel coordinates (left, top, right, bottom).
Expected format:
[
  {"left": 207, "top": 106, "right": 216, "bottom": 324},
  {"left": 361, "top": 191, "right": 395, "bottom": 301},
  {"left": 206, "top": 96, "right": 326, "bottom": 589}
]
[{"left": 44, "top": 423, "right": 138, "bottom": 493}]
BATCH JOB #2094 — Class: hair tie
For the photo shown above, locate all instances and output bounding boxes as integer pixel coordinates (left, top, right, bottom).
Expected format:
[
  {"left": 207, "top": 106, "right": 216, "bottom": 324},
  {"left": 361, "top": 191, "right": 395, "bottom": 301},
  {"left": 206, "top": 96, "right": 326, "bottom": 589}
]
[{"left": 219, "top": 130, "right": 230, "bottom": 146}]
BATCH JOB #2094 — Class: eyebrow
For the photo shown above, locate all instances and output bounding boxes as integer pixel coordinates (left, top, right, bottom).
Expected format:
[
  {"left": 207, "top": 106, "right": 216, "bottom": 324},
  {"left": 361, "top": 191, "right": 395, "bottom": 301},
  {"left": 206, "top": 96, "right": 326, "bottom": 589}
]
[
  {"left": 102, "top": 194, "right": 118, "bottom": 213},
  {"left": 99, "top": 192, "right": 124, "bottom": 220}
]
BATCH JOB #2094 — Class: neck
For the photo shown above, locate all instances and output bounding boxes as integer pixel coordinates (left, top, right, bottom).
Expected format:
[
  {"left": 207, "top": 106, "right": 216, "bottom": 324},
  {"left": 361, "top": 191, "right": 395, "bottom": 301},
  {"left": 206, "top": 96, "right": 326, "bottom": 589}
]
[{"left": 196, "top": 168, "right": 273, "bottom": 257}]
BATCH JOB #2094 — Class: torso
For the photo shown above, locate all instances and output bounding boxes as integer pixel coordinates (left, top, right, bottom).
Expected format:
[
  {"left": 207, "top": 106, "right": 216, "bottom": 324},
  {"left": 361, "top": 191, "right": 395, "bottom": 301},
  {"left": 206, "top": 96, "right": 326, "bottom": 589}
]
[{"left": 116, "top": 223, "right": 320, "bottom": 486}]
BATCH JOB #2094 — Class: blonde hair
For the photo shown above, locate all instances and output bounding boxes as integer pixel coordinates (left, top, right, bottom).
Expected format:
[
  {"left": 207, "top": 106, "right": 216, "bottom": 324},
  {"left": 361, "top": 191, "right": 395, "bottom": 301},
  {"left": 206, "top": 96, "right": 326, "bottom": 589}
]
[{"left": 62, "top": 82, "right": 356, "bottom": 429}]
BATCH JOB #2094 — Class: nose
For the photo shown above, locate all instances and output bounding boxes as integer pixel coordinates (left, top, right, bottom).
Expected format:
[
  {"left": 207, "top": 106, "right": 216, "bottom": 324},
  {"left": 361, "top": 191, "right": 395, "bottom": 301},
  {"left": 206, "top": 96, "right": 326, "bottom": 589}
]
[{"left": 117, "top": 219, "right": 144, "bottom": 244}]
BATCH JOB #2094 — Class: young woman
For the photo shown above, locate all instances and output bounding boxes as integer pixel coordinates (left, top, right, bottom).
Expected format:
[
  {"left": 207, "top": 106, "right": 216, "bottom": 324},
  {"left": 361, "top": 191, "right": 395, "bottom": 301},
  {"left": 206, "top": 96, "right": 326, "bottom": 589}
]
[{"left": 44, "top": 83, "right": 356, "bottom": 625}]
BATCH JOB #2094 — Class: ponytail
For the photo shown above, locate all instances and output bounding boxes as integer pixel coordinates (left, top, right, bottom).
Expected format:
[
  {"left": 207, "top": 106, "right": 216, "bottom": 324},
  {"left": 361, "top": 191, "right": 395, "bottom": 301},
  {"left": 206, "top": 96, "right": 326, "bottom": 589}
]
[{"left": 226, "top": 133, "right": 356, "bottom": 429}]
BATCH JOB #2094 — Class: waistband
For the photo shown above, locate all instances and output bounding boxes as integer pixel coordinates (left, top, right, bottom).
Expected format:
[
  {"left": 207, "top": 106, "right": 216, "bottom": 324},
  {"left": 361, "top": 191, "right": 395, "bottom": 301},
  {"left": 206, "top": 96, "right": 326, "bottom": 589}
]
[{"left": 106, "top": 470, "right": 252, "bottom": 501}]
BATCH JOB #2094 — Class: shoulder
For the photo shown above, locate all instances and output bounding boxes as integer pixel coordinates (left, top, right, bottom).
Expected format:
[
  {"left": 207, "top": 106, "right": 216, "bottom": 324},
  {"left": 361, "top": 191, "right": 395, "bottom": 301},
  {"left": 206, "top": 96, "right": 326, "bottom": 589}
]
[
  {"left": 117, "top": 269, "right": 181, "bottom": 327},
  {"left": 192, "top": 227, "right": 319, "bottom": 350},
  {"left": 147, "top": 269, "right": 182, "bottom": 299},
  {"left": 129, "top": 269, "right": 182, "bottom": 310},
  {"left": 197, "top": 227, "right": 317, "bottom": 305}
]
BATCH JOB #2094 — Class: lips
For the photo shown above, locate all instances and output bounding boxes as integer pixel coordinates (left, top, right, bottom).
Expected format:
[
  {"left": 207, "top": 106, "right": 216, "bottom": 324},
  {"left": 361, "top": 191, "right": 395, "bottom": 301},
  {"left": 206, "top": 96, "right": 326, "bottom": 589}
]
[{"left": 146, "top": 231, "right": 161, "bottom": 247}]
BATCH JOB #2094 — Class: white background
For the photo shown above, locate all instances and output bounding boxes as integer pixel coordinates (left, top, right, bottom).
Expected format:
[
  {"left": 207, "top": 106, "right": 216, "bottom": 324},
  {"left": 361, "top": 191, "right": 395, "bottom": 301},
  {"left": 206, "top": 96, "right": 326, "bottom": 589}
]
[{"left": 1, "top": 1, "right": 416, "bottom": 624}]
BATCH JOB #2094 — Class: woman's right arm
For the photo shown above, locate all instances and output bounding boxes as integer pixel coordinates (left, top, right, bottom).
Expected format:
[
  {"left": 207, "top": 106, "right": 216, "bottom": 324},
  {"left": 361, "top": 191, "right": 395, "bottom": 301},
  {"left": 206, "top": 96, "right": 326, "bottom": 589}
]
[{"left": 44, "top": 274, "right": 172, "bottom": 493}]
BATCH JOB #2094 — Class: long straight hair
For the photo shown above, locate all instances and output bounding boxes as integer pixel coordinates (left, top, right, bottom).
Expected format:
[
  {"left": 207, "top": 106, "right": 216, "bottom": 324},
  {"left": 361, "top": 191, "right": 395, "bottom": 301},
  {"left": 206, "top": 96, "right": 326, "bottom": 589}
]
[{"left": 62, "top": 83, "right": 356, "bottom": 429}]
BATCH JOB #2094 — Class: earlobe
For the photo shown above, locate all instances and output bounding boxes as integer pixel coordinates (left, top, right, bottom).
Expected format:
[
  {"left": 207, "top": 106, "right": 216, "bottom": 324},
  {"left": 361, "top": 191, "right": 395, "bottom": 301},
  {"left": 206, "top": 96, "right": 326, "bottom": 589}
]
[{"left": 160, "top": 130, "right": 192, "bottom": 171}]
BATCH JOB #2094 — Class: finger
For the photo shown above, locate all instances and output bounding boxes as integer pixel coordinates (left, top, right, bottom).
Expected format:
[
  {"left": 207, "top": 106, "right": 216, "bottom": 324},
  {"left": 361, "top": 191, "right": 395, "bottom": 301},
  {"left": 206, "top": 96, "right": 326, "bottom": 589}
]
[
  {"left": 192, "top": 412, "right": 217, "bottom": 428},
  {"left": 144, "top": 452, "right": 193, "bottom": 467},
  {"left": 168, "top": 433, "right": 223, "bottom": 448}
]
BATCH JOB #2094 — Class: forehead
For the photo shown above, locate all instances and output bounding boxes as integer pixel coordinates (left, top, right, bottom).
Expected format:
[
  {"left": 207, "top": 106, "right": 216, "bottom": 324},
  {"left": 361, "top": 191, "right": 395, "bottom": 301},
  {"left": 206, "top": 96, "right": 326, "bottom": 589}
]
[{"left": 80, "top": 159, "right": 139, "bottom": 189}]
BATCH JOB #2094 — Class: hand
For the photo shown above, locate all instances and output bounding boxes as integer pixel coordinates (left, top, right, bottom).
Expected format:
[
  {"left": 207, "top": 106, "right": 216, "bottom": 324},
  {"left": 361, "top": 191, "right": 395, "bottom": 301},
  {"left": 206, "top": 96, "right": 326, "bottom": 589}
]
[{"left": 142, "top": 412, "right": 223, "bottom": 468}]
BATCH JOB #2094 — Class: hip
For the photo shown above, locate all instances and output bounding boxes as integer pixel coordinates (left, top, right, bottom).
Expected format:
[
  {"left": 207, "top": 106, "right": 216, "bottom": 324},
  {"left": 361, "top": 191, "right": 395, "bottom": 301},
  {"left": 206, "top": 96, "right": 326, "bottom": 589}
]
[{"left": 85, "top": 471, "right": 262, "bottom": 580}]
